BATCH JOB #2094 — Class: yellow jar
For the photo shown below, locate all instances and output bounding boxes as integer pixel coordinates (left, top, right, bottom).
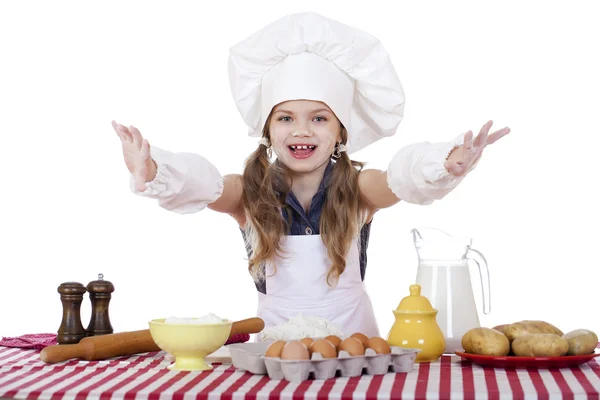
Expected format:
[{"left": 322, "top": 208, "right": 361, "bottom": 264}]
[{"left": 386, "top": 284, "right": 445, "bottom": 362}]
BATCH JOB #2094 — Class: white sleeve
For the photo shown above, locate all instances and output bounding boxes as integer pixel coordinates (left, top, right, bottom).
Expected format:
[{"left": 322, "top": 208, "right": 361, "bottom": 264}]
[
  {"left": 130, "top": 146, "right": 224, "bottom": 214},
  {"left": 386, "top": 133, "right": 479, "bottom": 205}
]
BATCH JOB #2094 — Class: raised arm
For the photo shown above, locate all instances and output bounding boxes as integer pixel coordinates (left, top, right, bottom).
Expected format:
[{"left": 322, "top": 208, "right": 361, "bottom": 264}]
[
  {"left": 359, "top": 120, "right": 510, "bottom": 210},
  {"left": 112, "top": 121, "right": 244, "bottom": 218}
]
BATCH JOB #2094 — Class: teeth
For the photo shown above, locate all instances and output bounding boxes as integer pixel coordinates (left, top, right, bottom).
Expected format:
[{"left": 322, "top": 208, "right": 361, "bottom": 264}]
[{"left": 289, "top": 145, "right": 316, "bottom": 151}]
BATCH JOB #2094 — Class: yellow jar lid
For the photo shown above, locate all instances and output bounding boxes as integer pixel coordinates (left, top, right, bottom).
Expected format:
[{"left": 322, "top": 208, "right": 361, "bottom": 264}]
[{"left": 395, "top": 284, "right": 436, "bottom": 312}]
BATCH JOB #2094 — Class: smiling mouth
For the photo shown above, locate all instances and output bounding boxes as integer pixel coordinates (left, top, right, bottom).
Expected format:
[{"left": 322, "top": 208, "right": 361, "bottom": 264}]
[{"left": 289, "top": 144, "right": 317, "bottom": 159}]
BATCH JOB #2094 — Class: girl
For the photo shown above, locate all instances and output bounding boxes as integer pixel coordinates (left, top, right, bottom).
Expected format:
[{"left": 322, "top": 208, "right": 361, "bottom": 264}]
[{"left": 112, "top": 13, "right": 509, "bottom": 338}]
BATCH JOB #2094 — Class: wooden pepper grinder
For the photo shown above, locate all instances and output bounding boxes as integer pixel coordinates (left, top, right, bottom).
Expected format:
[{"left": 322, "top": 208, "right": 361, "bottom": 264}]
[
  {"left": 86, "top": 273, "right": 115, "bottom": 336},
  {"left": 57, "top": 282, "right": 87, "bottom": 344}
]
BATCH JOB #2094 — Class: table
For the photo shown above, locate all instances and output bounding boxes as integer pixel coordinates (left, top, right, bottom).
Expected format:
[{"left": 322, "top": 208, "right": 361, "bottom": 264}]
[{"left": 1, "top": 346, "right": 599, "bottom": 399}]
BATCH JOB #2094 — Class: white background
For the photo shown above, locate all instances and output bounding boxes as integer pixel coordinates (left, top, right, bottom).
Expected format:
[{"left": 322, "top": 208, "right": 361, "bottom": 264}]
[{"left": 1, "top": 1, "right": 598, "bottom": 340}]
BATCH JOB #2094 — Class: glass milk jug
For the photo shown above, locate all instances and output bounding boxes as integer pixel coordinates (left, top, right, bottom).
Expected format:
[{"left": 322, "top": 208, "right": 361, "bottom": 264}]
[{"left": 412, "top": 227, "right": 491, "bottom": 354}]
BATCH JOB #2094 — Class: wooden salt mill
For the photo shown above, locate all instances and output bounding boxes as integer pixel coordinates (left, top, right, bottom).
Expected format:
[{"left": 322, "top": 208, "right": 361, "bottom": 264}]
[
  {"left": 86, "top": 273, "right": 115, "bottom": 336},
  {"left": 57, "top": 282, "right": 87, "bottom": 344}
]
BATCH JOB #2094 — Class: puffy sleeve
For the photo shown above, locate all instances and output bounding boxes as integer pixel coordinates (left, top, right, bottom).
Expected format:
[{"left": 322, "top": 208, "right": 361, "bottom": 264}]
[
  {"left": 386, "top": 133, "right": 479, "bottom": 205},
  {"left": 130, "top": 146, "right": 224, "bottom": 214}
]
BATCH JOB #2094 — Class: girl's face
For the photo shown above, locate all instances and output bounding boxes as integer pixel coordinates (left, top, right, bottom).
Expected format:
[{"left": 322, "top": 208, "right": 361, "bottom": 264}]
[{"left": 268, "top": 100, "right": 342, "bottom": 174}]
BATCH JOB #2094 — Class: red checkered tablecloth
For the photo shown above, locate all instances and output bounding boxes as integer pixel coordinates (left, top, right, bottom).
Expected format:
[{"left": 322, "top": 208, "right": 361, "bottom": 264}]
[{"left": 0, "top": 346, "right": 599, "bottom": 399}]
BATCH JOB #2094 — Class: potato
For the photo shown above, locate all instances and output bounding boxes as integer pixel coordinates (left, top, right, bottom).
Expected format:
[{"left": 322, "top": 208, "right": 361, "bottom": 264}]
[
  {"left": 562, "top": 329, "right": 598, "bottom": 355},
  {"left": 520, "top": 320, "right": 564, "bottom": 336},
  {"left": 511, "top": 333, "right": 569, "bottom": 357},
  {"left": 492, "top": 324, "right": 511, "bottom": 336},
  {"left": 461, "top": 327, "right": 510, "bottom": 356},
  {"left": 505, "top": 321, "right": 563, "bottom": 341},
  {"left": 505, "top": 322, "right": 545, "bottom": 341}
]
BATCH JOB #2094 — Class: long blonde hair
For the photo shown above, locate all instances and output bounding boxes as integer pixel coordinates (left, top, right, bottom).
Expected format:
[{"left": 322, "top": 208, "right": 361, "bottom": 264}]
[{"left": 241, "top": 112, "right": 366, "bottom": 285}]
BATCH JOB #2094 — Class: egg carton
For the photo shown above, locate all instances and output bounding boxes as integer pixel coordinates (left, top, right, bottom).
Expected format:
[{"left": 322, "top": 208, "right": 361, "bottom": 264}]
[{"left": 228, "top": 342, "right": 421, "bottom": 382}]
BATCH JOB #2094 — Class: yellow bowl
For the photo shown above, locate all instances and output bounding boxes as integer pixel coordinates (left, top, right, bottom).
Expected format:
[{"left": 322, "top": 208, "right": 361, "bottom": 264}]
[{"left": 149, "top": 318, "right": 233, "bottom": 371}]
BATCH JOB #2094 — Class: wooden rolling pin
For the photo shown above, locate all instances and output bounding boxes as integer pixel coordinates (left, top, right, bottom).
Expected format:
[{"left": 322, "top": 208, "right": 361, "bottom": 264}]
[{"left": 40, "top": 317, "right": 264, "bottom": 364}]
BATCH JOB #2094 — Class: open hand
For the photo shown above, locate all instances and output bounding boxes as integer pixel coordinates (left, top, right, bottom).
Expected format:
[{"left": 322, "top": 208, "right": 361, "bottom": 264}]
[
  {"left": 444, "top": 120, "right": 510, "bottom": 177},
  {"left": 112, "top": 120, "right": 157, "bottom": 191}
]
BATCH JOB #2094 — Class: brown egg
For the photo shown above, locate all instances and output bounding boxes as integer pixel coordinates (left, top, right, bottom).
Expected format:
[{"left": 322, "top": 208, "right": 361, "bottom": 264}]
[
  {"left": 339, "top": 337, "right": 365, "bottom": 356},
  {"left": 281, "top": 341, "right": 310, "bottom": 360},
  {"left": 265, "top": 340, "right": 287, "bottom": 358},
  {"left": 366, "top": 337, "right": 391, "bottom": 354},
  {"left": 309, "top": 338, "right": 337, "bottom": 358},
  {"left": 325, "top": 335, "right": 342, "bottom": 349},
  {"left": 300, "top": 337, "right": 314, "bottom": 349},
  {"left": 351, "top": 332, "right": 369, "bottom": 347}
]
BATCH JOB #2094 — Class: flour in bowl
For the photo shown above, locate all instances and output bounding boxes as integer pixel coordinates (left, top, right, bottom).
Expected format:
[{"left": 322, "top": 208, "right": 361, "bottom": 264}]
[
  {"left": 259, "top": 314, "right": 345, "bottom": 341},
  {"left": 164, "top": 313, "right": 225, "bottom": 324}
]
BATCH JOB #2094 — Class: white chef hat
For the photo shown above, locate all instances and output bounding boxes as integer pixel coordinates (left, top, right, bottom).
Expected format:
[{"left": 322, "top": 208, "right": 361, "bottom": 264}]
[{"left": 228, "top": 12, "right": 406, "bottom": 154}]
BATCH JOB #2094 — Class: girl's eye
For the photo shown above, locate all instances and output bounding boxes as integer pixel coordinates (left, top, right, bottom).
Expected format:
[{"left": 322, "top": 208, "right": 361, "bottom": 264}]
[
  {"left": 278, "top": 116, "right": 292, "bottom": 122},
  {"left": 314, "top": 116, "right": 327, "bottom": 122}
]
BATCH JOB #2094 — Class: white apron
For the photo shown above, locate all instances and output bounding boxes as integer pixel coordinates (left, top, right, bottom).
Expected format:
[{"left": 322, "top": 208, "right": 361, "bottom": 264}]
[{"left": 256, "top": 234, "right": 380, "bottom": 338}]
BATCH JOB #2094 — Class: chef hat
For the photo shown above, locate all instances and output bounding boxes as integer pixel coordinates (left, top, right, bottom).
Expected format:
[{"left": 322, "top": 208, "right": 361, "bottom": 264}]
[{"left": 228, "top": 12, "right": 406, "bottom": 154}]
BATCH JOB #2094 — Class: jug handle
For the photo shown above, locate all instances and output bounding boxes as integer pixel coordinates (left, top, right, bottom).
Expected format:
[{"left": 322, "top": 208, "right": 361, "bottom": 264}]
[{"left": 466, "top": 247, "right": 491, "bottom": 315}]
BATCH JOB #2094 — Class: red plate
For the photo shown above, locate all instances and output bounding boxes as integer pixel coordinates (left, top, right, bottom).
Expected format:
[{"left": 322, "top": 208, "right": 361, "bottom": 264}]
[{"left": 455, "top": 350, "right": 600, "bottom": 369}]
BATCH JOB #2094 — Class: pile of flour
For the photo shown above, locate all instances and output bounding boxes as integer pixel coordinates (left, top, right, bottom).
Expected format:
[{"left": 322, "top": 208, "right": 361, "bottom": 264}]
[
  {"left": 164, "top": 313, "right": 224, "bottom": 324},
  {"left": 259, "top": 314, "right": 344, "bottom": 341}
]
